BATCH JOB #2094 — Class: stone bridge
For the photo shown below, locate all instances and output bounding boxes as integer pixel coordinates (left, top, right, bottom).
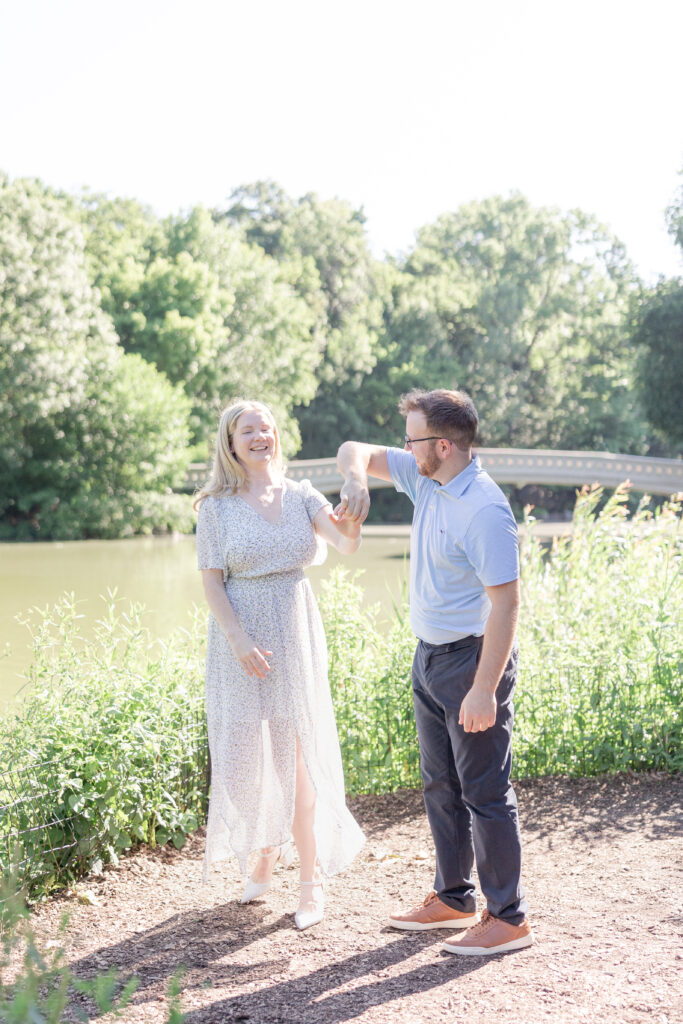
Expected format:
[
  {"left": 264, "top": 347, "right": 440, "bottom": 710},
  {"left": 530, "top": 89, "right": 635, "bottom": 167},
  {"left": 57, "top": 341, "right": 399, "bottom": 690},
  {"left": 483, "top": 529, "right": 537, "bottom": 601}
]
[{"left": 184, "top": 449, "right": 683, "bottom": 497}]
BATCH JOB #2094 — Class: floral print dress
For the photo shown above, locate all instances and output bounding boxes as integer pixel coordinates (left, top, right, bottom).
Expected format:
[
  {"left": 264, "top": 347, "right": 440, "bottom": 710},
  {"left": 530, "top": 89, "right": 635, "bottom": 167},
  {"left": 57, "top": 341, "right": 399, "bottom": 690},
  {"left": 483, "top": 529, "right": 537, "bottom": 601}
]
[{"left": 196, "top": 477, "right": 364, "bottom": 880}]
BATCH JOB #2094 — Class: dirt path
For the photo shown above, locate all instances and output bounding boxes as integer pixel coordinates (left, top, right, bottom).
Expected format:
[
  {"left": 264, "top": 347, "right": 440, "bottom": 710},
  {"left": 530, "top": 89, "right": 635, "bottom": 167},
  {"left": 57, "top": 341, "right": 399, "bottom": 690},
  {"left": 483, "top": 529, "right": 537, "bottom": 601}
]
[{"left": 26, "top": 774, "right": 683, "bottom": 1023}]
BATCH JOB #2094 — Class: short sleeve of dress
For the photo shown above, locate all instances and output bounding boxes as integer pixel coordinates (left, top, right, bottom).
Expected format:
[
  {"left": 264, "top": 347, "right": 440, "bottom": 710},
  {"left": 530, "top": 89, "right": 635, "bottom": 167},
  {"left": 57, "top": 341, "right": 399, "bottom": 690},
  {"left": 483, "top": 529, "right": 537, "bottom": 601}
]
[
  {"left": 298, "top": 478, "right": 331, "bottom": 523},
  {"left": 196, "top": 498, "right": 224, "bottom": 571}
]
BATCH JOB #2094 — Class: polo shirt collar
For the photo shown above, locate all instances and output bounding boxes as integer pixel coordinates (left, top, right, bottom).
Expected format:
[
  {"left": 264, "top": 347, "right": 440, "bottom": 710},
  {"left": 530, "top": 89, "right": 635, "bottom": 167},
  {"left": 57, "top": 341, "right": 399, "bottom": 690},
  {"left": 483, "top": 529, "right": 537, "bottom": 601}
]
[{"left": 439, "top": 455, "right": 481, "bottom": 498}]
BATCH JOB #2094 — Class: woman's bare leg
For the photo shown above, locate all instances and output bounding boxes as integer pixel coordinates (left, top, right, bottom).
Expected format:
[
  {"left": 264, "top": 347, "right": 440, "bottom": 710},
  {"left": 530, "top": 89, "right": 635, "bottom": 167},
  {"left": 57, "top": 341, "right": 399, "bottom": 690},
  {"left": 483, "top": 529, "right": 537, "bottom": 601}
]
[
  {"left": 250, "top": 845, "right": 278, "bottom": 884},
  {"left": 291, "top": 737, "right": 320, "bottom": 909}
]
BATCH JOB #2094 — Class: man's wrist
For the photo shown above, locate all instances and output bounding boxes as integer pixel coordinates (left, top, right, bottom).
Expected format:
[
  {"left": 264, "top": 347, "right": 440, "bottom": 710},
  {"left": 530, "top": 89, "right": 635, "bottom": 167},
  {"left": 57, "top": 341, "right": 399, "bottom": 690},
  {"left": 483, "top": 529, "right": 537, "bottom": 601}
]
[{"left": 471, "top": 674, "right": 498, "bottom": 695}]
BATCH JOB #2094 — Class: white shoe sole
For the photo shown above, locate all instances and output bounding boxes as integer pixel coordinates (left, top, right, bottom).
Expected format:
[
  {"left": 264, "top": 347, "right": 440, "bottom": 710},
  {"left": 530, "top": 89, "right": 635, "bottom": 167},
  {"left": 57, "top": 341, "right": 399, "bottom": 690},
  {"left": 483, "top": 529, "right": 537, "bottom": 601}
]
[
  {"left": 387, "top": 912, "right": 480, "bottom": 931},
  {"left": 441, "top": 932, "right": 534, "bottom": 955},
  {"left": 294, "top": 909, "right": 324, "bottom": 930}
]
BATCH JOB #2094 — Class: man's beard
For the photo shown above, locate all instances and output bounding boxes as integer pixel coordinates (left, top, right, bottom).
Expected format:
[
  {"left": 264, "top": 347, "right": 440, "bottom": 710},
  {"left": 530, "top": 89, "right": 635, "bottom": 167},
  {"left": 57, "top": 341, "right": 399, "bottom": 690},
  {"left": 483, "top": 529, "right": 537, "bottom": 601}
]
[{"left": 416, "top": 444, "right": 441, "bottom": 478}]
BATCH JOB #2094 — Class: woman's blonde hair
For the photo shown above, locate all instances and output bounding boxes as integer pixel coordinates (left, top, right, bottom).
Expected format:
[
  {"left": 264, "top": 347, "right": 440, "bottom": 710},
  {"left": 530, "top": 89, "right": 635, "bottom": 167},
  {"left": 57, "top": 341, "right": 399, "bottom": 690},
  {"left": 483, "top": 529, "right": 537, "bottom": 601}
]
[{"left": 193, "top": 399, "right": 283, "bottom": 509}]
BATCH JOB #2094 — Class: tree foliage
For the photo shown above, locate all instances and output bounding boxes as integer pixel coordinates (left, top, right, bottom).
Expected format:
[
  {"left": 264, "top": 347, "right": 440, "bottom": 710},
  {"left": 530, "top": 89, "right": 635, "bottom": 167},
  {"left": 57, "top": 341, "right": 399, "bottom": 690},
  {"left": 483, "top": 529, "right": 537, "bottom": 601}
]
[
  {"left": 222, "top": 183, "right": 385, "bottom": 453},
  {"left": 2, "top": 168, "right": 677, "bottom": 539},
  {"left": 399, "top": 194, "right": 646, "bottom": 452},
  {"left": 631, "top": 168, "right": 683, "bottom": 454},
  {"left": 83, "top": 198, "right": 319, "bottom": 450},
  {"left": 633, "top": 283, "right": 683, "bottom": 451},
  {"left": 290, "top": 194, "right": 650, "bottom": 457},
  {"left": 665, "top": 168, "right": 683, "bottom": 253},
  {"left": 0, "top": 176, "right": 192, "bottom": 539}
]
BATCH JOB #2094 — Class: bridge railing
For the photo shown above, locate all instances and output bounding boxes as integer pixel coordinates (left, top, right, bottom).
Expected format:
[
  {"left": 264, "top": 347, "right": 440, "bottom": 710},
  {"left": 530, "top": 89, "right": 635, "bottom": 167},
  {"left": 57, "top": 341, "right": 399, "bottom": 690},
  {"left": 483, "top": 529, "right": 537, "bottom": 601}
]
[{"left": 183, "top": 449, "right": 683, "bottom": 497}]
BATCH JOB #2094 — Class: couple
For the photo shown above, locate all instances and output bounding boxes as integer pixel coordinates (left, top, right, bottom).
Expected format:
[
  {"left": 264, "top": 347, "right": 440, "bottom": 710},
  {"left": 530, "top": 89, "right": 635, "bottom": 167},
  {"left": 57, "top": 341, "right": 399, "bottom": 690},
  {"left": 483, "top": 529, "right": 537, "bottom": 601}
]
[{"left": 195, "top": 388, "right": 532, "bottom": 954}]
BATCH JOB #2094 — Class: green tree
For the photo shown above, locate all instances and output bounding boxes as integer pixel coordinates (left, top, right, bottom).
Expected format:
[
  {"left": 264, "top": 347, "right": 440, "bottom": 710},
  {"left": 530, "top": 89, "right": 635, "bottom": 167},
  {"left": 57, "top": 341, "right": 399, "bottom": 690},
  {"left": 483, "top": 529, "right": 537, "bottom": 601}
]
[
  {"left": 0, "top": 175, "right": 192, "bottom": 539},
  {"left": 633, "top": 172, "right": 683, "bottom": 453},
  {"left": 222, "top": 183, "right": 385, "bottom": 454},
  {"left": 632, "top": 283, "right": 683, "bottom": 452},
  {"left": 296, "top": 194, "right": 648, "bottom": 457},
  {"left": 165, "top": 206, "right": 319, "bottom": 451},
  {"left": 223, "top": 179, "right": 291, "bottom": 257},
  {"left": 83, "top": 198, "right": 319, "bottom": 451},
  {"left": 665, "top": 169, "right": 683, "bottom": 252},
  {"left": 395, "top": 194, "right": 646, "bottom": 452}
]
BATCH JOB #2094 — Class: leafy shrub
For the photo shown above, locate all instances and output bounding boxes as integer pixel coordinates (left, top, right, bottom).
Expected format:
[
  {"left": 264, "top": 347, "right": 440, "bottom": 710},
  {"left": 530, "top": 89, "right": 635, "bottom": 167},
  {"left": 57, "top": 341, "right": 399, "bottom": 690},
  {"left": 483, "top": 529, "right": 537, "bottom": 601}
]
[
  {"left": 24, "top": 490, "right": 195, "bottom": 542},
  {"left": 0, "top": 597, "right": 207, "bottom": 897},
  {"left": 1, "top": 487, "right": 680, "bottom": 902}
]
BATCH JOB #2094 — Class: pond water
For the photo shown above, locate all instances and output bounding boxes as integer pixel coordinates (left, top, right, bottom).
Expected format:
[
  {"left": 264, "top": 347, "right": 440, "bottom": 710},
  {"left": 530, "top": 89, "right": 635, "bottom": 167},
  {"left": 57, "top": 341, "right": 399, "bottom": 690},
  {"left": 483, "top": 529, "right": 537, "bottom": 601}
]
[{"left": 0, "top": 527, "right": 411, "bottom": 704}]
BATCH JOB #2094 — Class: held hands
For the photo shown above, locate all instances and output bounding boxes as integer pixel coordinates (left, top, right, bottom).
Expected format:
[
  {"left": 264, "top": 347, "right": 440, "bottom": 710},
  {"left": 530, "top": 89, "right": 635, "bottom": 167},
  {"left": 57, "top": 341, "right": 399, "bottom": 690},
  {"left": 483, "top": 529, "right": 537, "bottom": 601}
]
[
  {"left": 335, "top": 477, "right": 371, "bottom": 524},
  {"left": 229, "top": 630, "right": 272, "bottom": 678},
  {"left": 459, "top": 686, "right": 497, "bottom": 733},
  {"left": 329, "top": 506, "right": 362, "bottom": 539}
]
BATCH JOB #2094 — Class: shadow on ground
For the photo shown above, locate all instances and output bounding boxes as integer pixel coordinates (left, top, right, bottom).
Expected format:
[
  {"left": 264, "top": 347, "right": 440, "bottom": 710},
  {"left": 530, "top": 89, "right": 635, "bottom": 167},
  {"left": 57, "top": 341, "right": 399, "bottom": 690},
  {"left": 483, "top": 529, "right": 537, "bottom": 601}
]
[{"left": 69, "top": 907, "right": 490, "bottom": 1023}]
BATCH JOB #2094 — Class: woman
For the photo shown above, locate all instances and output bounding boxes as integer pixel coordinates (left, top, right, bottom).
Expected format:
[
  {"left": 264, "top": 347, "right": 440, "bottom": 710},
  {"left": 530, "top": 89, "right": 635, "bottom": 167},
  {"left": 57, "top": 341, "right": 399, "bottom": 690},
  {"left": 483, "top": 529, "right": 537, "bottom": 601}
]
[{"left": 195, "top": 399, "right": 364, "bottom": 930}]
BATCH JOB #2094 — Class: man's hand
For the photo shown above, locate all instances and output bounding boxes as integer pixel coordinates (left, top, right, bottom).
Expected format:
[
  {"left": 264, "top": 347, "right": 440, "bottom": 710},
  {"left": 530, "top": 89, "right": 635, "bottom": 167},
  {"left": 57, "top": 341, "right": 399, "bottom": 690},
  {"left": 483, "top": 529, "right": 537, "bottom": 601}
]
[
  {"left": 335, "top": 476, "right": 371, "bottom": 523},
  {"left": 458, "top": 579, "right": 518, "bottom": 733},
  {"left": 336, "top": 441, "right": 391, "bottom": 522},
  {"left": 459, "top": 686, "right": 497, "bottom": 733}
]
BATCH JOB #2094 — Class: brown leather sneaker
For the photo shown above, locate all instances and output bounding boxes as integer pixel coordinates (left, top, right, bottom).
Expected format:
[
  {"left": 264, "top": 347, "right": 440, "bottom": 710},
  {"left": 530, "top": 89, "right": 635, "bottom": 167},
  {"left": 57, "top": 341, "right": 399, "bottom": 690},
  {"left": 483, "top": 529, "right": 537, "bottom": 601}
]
[
  {"left": 441, "top": 909, "right": 533, "bottom": 955},
  {"left": 388, "top": 891, "right": 480, "bottom": 931}
]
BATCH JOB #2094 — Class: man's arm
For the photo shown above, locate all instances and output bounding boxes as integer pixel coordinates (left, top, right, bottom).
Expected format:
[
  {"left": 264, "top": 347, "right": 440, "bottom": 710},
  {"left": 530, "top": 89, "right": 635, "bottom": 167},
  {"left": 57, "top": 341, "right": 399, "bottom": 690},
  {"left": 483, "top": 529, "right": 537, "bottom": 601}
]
[
  {"left": 336, "top": 441, "right": 392, "bottom": 522},
  {"left": 458, "top": 579, "right": 519, "bottom": 733}
]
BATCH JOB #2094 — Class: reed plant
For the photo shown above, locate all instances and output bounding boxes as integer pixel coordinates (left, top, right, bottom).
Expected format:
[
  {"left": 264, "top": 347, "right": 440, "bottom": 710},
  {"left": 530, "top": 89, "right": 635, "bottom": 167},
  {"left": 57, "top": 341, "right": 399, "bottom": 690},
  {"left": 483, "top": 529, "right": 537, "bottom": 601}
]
[
  {"left": 322, "top": 487, "right": 682, "bottom": 786},
  {"left": 0, "top": 485, "right": 680, "bottom": 901},
  {"left": 515, "top": 486, "right": 682, "bottom": 775}
]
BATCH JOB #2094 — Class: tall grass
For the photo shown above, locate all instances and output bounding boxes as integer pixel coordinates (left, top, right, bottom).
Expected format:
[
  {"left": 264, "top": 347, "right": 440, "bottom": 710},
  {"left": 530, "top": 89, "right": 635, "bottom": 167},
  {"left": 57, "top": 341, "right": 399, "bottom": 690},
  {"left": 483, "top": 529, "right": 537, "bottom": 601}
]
[
  {"left": 323, "top": 487, "right": 682, "bottom": 785},
  {"left": 318, "top": 572, "right": 419, "bottom": 793},
  {"left": 0, "top": 486, "right": 680, "bottom": 898},
  {"left": 516, "top": 486, "right": 682, "bottom": 775}
]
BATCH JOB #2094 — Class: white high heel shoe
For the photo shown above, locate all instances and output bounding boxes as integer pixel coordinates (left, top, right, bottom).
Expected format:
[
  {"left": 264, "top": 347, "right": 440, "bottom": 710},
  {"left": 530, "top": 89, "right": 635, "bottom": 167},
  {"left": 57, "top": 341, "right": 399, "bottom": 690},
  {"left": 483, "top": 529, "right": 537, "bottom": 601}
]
[
  {"left": 294, "top": 879, "right": 325, "bottom": 930},
  {"left": 240, "top": 842, "right": 295, "bottom": 905}
]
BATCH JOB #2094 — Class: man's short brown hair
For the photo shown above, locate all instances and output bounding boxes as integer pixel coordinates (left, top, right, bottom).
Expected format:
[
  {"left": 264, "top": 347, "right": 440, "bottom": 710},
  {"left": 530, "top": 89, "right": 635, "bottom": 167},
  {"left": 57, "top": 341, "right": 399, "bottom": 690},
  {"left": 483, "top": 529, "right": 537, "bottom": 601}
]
[{"left": 398, "top": 388, "right": 478, "bottom": 451}]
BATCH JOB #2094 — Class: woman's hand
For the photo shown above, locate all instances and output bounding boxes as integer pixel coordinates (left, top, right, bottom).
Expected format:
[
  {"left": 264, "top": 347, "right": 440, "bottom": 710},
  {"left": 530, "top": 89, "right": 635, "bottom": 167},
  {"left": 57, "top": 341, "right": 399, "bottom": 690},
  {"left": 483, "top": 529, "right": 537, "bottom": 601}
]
[
  {"left": 329, "top": 506, "right": 362, "bottom": 539},
  {"left": 313, "top": 506, "right": 361, "bottom": 554},
  {"left": 229, "top": 630, "right": 273, "bottom": 678}
]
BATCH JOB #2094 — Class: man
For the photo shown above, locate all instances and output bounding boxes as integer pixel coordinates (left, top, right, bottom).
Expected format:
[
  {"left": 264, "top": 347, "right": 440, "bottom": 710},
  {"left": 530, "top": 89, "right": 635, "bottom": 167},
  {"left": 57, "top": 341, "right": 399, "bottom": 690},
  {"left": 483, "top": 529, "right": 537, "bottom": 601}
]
[{"left": 336, "top": 388, "right": 532, "bottom": 956}]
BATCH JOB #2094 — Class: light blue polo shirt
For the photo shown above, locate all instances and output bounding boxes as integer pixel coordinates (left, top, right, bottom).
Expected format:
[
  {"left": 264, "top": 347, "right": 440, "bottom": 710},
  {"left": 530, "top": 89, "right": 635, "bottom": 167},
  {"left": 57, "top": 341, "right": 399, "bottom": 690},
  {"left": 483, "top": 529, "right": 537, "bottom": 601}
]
[{"left": 387, "top": 448, "right": 519, "bottom": 644}]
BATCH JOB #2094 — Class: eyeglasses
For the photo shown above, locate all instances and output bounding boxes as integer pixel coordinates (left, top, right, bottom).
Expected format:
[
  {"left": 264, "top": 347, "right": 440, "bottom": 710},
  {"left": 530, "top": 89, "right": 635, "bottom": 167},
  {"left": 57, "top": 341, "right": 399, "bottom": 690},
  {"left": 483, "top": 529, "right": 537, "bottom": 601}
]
[{"left": 404, "top": 435, "right": 444, "bottom": 448}]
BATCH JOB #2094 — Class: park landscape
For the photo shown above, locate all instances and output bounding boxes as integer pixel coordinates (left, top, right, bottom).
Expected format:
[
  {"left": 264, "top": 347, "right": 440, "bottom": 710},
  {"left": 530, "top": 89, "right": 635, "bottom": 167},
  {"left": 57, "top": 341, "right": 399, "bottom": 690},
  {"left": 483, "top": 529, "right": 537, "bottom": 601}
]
[{"left": 1, "top": 61, "right": 683, "bottom": 1024}]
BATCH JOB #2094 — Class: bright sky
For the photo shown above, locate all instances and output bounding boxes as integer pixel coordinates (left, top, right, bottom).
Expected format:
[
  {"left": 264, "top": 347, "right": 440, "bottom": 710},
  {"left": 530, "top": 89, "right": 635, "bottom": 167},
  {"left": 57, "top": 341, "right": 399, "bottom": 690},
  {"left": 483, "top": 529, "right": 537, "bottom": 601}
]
[{"left": 2, "top": 0, "right": 682, "bottom": 281}]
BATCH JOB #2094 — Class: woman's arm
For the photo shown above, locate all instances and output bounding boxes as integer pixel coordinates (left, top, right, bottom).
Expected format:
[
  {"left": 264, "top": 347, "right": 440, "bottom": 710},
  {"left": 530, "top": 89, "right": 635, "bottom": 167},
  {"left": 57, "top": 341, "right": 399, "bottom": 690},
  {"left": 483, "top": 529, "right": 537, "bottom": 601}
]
[
  {"left": 312, "top": 506, "right": 362, "bottom": 555},
  {"left": 201, "top": 569, "right": 272, "bottom": 678}
]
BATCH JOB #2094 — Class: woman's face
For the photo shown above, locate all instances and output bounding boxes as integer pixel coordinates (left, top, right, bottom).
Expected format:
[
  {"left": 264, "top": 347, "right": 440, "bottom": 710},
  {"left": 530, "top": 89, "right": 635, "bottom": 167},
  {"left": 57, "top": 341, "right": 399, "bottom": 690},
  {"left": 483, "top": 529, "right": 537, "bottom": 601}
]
[{"left": 231, "top": 407, "right": 278, "bottom": 471}]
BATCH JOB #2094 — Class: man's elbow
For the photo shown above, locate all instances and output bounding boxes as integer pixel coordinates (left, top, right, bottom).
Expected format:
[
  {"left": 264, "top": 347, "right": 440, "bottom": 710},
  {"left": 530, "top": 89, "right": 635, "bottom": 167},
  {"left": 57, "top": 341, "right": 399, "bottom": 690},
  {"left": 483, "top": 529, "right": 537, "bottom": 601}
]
[{"left": 336, "top": 439, "right": 355, "bottom": 469}]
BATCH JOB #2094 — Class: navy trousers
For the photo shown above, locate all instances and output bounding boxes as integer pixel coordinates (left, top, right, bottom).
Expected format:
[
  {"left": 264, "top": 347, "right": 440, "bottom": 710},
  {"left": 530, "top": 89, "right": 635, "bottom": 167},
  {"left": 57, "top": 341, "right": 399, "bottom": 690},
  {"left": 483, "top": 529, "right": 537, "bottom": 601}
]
[{"left": 412, "top": 634, "right": 528, "bottom": 925}]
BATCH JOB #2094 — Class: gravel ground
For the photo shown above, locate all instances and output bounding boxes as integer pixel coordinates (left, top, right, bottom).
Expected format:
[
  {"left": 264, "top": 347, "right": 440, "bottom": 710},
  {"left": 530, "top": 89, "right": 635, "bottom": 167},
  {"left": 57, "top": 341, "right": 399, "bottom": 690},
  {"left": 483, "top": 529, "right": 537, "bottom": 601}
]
[{"left": 19, "top": 773, "right": 683, "bottom": 1024}]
